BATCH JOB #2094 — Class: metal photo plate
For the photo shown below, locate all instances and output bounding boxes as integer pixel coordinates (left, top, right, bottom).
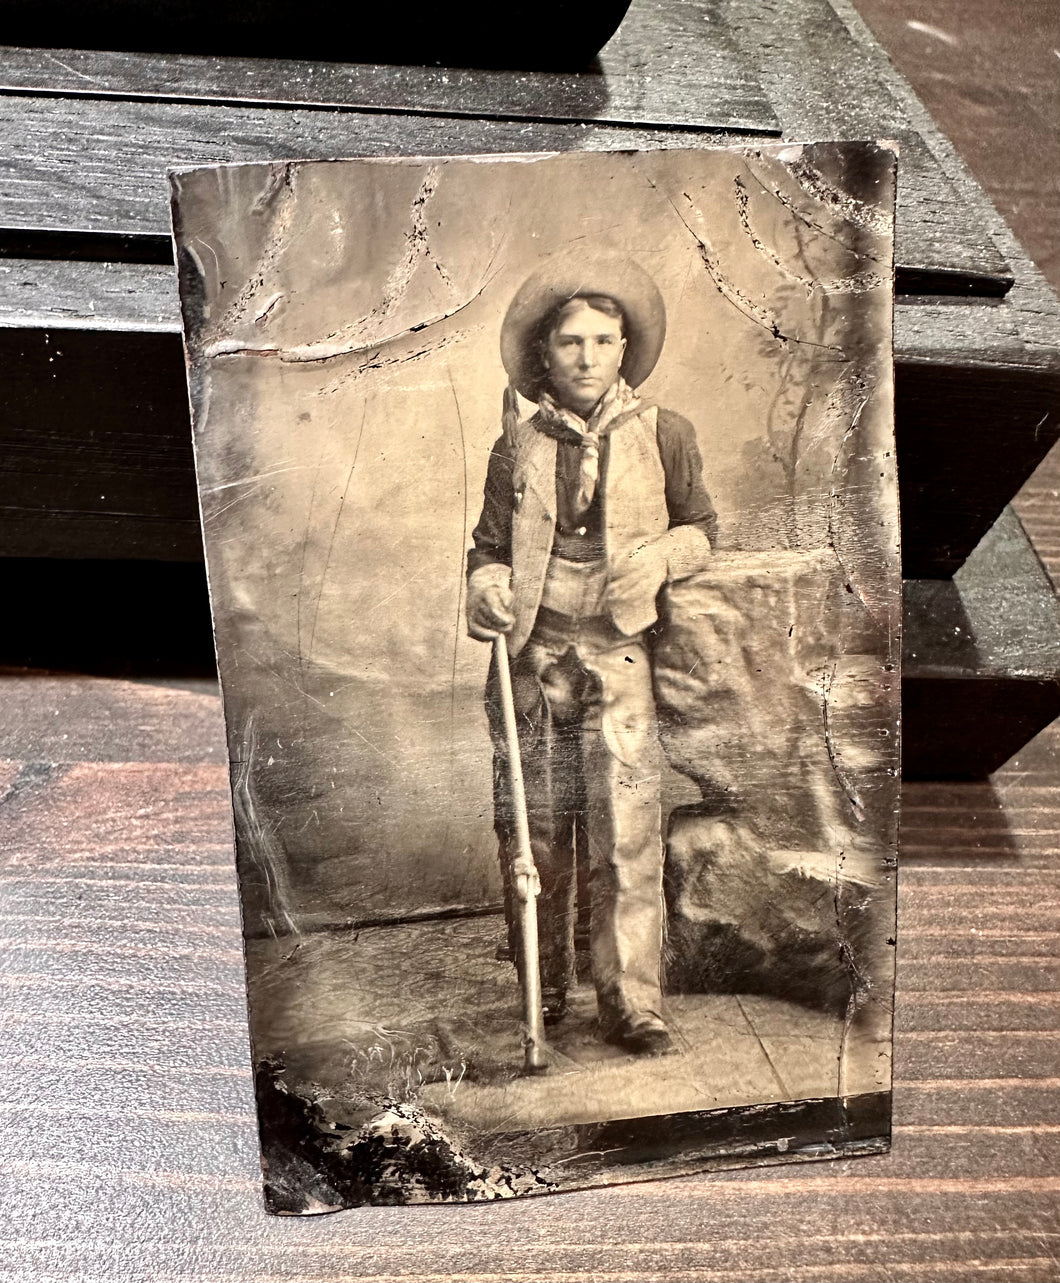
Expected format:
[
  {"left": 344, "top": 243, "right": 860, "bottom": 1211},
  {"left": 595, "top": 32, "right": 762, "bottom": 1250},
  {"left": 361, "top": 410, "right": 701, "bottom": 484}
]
[{"left": 170, "top": 142, "right": 900, "bottom": 1212}]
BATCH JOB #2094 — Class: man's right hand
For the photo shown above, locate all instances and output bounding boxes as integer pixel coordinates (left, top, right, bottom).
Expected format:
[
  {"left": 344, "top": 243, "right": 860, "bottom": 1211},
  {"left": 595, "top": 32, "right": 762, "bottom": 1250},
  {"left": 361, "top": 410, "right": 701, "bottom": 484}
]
[{"left": 466, "top": 564, "right": 516, "bottom": 640}]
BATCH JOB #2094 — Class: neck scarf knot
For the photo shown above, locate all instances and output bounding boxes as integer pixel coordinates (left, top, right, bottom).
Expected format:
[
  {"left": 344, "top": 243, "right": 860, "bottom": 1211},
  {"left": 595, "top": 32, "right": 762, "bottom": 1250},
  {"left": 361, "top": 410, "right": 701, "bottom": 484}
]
[{"left": 535, "top": 377, "right": 641, "bottom": 518}]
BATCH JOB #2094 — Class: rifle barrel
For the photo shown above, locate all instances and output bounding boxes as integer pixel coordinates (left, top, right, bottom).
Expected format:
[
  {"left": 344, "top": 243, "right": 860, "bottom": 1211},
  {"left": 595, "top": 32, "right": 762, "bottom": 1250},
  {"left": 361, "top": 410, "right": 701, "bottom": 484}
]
[{"left": 494, "top": 632, "right": 548, "bottom": 1074}]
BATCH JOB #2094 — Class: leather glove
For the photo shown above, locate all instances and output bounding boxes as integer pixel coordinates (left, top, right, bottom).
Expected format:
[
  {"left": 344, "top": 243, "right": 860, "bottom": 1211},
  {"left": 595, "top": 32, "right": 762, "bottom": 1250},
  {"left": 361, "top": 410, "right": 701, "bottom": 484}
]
[
  {"left": 606, "top": 537, "right": 669, "bottom": 631},
  {"left": 466, "top": 563, "right": 516, "bottom": 640},
  {"left": 607, "top": 526, "right": 712, "bottom": 629},
  {"left": 660, "top": 524, "right": 714, "bottom": 581},
  {"left": 612, "top": 525, "right": 712, "bottom": 592}
]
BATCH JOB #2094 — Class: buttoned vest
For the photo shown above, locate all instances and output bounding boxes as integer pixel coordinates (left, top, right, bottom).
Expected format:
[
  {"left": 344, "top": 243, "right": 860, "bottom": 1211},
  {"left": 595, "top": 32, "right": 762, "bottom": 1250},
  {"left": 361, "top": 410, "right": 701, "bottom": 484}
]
[{"left": 508, "top": 405, "right": 668, "bottom": 655}]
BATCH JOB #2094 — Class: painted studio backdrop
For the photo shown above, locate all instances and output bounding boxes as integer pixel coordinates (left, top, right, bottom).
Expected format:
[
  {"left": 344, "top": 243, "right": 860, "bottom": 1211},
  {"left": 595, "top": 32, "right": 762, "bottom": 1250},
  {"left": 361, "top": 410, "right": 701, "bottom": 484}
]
[{"left": 172, "top": 144, "right": 900, "bottom": 1211}]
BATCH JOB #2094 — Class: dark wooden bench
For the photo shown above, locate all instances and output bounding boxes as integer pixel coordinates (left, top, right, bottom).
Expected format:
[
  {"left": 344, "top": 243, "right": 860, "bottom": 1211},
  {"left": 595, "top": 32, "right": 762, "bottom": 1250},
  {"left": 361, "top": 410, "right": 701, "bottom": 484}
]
[{"left": 0, "top": 0, "right": 1057, "bottom": 773}]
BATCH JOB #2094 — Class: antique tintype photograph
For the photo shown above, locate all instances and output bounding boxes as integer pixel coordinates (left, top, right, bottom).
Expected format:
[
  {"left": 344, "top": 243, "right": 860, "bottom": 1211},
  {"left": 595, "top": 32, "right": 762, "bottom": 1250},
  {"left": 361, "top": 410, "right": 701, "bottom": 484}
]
[{"left": 171, "top": 143, "right": 900, "bottom": 1212}]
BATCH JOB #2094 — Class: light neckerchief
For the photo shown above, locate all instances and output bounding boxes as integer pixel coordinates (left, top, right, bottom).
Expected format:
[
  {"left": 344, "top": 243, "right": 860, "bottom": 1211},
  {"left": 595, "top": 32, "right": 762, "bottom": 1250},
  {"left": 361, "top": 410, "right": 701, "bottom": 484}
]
[{"left": 536, "top": 377, "right": 641, "bottom": 519}]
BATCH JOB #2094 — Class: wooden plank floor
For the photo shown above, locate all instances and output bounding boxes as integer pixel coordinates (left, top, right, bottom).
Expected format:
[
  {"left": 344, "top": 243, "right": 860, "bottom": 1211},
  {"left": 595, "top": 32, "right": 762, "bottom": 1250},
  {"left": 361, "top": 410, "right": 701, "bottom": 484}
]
[
  {"left": 0, "top": 2, "right": 1058, "bottom": 1278},
  {"left": 0, "top": 663, "right": 1057, "bottom": 1275}
]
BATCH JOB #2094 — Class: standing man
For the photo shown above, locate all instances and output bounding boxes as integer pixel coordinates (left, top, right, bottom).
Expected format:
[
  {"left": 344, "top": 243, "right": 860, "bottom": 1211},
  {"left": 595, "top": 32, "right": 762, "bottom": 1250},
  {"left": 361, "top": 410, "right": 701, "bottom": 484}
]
[{"left": 466, "top": 253, "right": 716, "bottom": 1056}]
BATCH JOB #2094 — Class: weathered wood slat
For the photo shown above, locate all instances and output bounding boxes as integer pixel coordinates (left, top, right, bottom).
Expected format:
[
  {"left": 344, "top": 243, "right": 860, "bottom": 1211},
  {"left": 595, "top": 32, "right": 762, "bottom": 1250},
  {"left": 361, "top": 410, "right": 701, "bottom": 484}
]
[
  {"left": 899, "top": 840, "right": 1060, "bottom": 869},
  {"left": 1, "top": 288, "right": 1055, "bottom": 577},
  {"left": 0, "top": 258, "right": 1043, "bottom": 355},
  {"left": 898, "top": 1079, "right": 1060, "bottom": 1126},
  {"left": 0, "top": 886, "right": 239, "bottom": 927},
  {"left": 0, "top": 1059, "right": 253, "bottom": 1111},
  {"left": 899, "top": 968, "right": 1060, "bottom": 1005},
  {"left": 0, "top": 100, "right": 992, "bottom": 296},
  {"left": 903, "top": 507, "right": 1060, "bottom": 777},
  {"left": 0, "top": 95, "right": 729, "bottom": 237},
  {"left": 1, "top": 1170, "right": 1059, "bottom": 1276},
  {"left": 0, "top": 1013, "right": 252, "bottom": 1072},
  {"left": 900, "top": 995, "right": 1060, "bottom": 1033},
  {"left": 0, "top": 0, "right": 778, "bottom": 134},
  {"left": 0, "top": 0, "right": 629, "bottom": 79},
  {"left": 899, "top": 868, "right": 1060, "bottom": 894},
  {"left": 0, "top": 1236, "right": 1055, "bottom": 1283},
  {"left": 0, "top": 911, "right": 236, "bottom": 936},
  {"left": 1, "top": 0, "right": 1055, "bottom": 587},
  {"left": 0, "top": 257, "right": 179, "bottom": 331},
  {"left": 853, "top": 0, "right": 1060, "bottom": 302},
  {"left": 902, "top": 935, "right": 1060, "bottom": 959},
  {"left": 900, "top": 1037, "right": 1060, "bottom": 1086},
  {"left": 0, "top": 678, "right": 222, "bottom": 762},
  {"left": 0, "top": 0, "right": 1015, "bottom": 292},
  {"left": 866, "top": 0, "right": 1060, "bottom": 572},
  {"left": 0, "top": 1189, "right": 1056, "bottom": 1278},
  {"left": 826, "top": 0, "right": 1060, "bottom": 502}
]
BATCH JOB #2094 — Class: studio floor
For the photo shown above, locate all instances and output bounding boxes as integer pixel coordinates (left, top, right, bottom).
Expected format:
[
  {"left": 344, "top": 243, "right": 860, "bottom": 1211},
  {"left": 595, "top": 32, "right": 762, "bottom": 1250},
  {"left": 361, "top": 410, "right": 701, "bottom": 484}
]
[{"left": 248, "top": 915, "right": 890, "bottom": 1136}]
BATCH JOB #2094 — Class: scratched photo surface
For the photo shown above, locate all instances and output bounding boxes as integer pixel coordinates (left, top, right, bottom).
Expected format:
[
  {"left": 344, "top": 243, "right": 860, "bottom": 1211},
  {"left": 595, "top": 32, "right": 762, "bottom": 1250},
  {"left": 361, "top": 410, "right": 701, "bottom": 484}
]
[{"left": 171, "top": 144, "right": 900, "bottom": 1213}]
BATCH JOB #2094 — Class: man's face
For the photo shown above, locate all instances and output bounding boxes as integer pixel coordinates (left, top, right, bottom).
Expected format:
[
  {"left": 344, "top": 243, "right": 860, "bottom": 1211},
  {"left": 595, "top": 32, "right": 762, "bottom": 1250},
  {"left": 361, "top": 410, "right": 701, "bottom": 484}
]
[{"left": 543, "top": 301, "right": 627, "bottom": 416}]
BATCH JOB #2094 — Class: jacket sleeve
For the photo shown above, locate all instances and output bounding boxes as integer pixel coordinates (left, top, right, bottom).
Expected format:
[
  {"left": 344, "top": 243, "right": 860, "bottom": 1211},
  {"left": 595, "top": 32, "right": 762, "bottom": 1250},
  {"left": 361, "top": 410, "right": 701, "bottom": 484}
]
[
  {"left": 656, "top": 409, "right": 719, "bottom": 549},
  {"left": 467, "top": 434, "right": 516, "bottom": 578}
]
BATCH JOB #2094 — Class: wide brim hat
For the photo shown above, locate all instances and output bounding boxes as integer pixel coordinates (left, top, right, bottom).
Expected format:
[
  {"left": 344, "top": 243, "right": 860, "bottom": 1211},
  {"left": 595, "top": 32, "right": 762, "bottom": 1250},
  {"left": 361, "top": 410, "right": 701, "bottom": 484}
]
[{"left": 500, "top": 252, "right": 667, "bottom": 400}]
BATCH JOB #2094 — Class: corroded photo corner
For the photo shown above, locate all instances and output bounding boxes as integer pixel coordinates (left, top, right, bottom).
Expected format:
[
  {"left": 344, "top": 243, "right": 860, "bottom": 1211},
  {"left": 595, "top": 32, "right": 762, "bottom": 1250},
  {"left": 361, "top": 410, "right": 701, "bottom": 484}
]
[{"left": 169, "top": 143, "right": 899, "bottom": 1213}]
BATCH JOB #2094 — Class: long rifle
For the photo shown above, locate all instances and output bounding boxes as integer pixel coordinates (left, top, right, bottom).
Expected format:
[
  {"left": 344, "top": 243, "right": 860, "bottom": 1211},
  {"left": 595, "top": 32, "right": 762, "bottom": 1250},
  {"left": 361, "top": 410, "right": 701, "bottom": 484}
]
[{"left": 493, "top": 632, "right": 548, "bottom": 1074}]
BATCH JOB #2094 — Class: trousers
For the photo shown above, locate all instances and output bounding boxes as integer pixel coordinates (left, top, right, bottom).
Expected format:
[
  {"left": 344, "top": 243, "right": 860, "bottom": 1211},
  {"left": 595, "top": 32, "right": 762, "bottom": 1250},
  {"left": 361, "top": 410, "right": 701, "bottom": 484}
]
[{"left": 489, "top": 605, "right": 666, "bottom": 1034}]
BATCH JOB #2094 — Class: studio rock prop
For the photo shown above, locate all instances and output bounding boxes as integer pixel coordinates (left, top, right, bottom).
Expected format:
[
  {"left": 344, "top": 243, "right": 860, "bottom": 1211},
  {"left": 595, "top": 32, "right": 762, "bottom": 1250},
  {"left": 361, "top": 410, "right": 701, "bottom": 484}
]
[{"left": 170, "top": 144, "right": 900, "bottom": 1213}]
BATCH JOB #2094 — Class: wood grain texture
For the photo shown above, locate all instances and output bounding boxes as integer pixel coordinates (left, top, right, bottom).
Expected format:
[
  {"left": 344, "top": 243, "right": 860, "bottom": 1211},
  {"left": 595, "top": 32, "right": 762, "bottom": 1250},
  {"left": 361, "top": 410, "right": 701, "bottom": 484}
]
[
  {"left": 2, "top": 427, "right": 1060, "bottom": 1278},
  {"left": 0, "top": 0, "right": 778, "bottom": 134},
  {"left": 0, "top": 94, "right": 731, "bottom": 238},
  {"left": 820, "top": 0, "right": 1060, "bottom": 548},
  {"left": 0, "top": 286, "right": 1055, "bottom": 573},
  {"left": 0, "top": 86, "right": 998, "bottom": 293},
  {"left": 0, "top": 258, "right": 180, "bottom": 333},
  {"left": 851, "top": 0, "right": 1060, "bottom": 301},
  {"left": 0, "top": 662, "right": 1057, "bottom": 1277},
  {"left": 0, "top": 481, "right": 1056, "bottom": 1278},
  {"left": 727, "top": 0, "right": 1011, "bottom": 291},
  {"left": 1, "top": 0, "right": 1053, "bottom": 575},
  {"left": 0, "top": 0, "right": 1013, "bottom": 292},
  {"left": 0, "top": 0, "right": 1057, "bottom": 1272}
]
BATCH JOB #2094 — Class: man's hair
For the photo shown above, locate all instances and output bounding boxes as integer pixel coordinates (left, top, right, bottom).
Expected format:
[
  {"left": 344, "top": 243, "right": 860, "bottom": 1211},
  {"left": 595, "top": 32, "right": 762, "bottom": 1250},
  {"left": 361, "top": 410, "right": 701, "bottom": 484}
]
[{"left": 530, "top": 293, "right": 627, "bottom": 393}]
